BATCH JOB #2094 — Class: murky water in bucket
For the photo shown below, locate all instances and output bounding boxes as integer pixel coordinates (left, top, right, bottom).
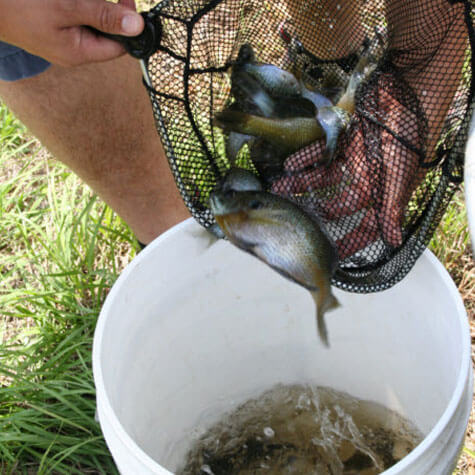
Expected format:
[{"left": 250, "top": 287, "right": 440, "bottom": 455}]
[{"left": 176, "top": 384, "right": 423, "bottom": 474}]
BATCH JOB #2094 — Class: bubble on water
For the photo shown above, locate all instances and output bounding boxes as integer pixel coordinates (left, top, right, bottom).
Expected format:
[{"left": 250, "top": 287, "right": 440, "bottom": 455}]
[
  {"left": 177, "top": 384, "right": 423, "bottom": 474},
  {"left": 200, "top": 464, "right": 214, "bottom": 474},
  {"left": 263, "top": 426, "right": 275, "bottom": 438},
  {"left": 296, "top": 392, "right": 311, "bottom": 409}
]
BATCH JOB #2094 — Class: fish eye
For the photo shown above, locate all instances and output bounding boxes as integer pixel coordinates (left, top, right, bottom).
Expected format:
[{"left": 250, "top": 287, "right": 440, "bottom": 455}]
[{"left": 249, "top": 199, "right": 262, "bottom": 210}]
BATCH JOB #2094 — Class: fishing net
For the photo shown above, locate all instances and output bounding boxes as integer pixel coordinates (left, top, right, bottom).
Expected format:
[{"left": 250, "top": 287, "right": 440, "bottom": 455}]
[{"left": 133, "top": 0, "right": 473, "bottom": 292}]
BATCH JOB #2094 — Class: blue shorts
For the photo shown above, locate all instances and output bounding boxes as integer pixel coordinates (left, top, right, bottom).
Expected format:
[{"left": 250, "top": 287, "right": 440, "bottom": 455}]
[{"left": 0, "top": 41, "right": 50, "bottom": 81}]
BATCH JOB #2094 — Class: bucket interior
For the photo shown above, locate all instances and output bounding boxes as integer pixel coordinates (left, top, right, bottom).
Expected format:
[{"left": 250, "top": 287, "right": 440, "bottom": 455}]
[{"left": 94, "top": 219, "right": 468, "bottom": 472}]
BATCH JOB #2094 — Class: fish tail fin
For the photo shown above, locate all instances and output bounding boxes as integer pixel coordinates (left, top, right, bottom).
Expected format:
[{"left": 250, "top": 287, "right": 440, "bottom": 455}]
[
  {"left": 311, "top": 288, "right": 340, "bottom": 348},
  {"left": 321, "top": 124, "right": 341, "bottom": 166},
  {"left": 311, "top": 290, "right": 329, "bottom": 347},
  {"left": 318, "top": 107, "right": 350, "bottom": 165}
]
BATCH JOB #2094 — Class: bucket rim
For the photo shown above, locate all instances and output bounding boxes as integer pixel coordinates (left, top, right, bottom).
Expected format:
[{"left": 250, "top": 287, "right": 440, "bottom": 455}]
[{"left": 92, "top": 218, "right": 471, "bottom": 474}]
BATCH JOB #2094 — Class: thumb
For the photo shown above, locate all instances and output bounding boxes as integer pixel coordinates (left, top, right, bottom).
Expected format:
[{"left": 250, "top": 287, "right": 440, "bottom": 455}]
[{"left": 75, "top": 0, "right": 144, "bottom": 37}]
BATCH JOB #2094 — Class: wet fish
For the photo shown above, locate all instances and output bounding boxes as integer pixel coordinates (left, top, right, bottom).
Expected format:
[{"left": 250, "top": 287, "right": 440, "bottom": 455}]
[
  {"left": 233, "top": 44, "right": 301, "bottom": 98},
  {"left": 336, "top": 37, "right": 379, "bottom": 115},
  {"left": 209, "top": 189, "right": 340, "bottom": 346},
  {"left": 249, "top": 138, "right": 288, "bottom": 184},
  {"left": 215, "top": 110, "right": 324, "bottom": 155},
  {"left": 232, "top": 70, "right": 317, "bottom": 118},
  {"left": 315, "top": 43, "right": 376, "bottom": 163},
  {"left": 226, "top": 71, "right": 314, "bottom": 162},
  {"left": 300, "top": 80, "right": 333, "bottom": 110},
  {"left": 220, "top": 167, "right": 263, "bottom": 193},
  {"left": 317, "top": 106, "right": 351, "bottom": 165},
  {"left": 231, "top": 70, "right": 276, "bottom": 118}
]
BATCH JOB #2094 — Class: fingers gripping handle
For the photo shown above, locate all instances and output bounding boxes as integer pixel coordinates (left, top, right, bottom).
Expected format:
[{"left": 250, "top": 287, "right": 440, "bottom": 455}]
[{"left": 88, "top": 12, "right": 162, "bottom": 60}]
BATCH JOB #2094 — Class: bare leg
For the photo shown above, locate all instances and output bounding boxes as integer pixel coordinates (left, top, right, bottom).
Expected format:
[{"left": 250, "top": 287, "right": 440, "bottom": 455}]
[{"left": 0, "top": 55, "right": 190, "bottom": 244}]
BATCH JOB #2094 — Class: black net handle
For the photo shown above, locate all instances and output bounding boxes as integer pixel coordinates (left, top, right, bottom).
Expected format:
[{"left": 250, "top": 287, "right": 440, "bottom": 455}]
[{"left": 86, "top": 11, "right": 162, "bottom": 60}]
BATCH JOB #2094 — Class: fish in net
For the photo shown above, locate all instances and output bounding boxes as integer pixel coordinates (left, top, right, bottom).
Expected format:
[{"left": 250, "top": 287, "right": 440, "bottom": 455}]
[{"left": 130, "top": 0, "right": 473, "bottom": 293}]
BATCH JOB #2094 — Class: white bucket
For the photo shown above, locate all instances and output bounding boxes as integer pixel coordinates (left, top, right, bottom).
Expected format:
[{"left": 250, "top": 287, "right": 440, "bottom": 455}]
[{"left": 93, "top": 218, "right": 472, "bottom": 474}]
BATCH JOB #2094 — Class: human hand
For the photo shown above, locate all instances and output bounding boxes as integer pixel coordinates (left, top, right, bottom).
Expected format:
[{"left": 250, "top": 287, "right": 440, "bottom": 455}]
[
  {"left": 271, "top": 111, "right": 424, "bottom": 261},
  {"left": 0, "top": 0, "right": 144, "bottom": 66},
  {"left": 272, "top": 0, "right": 466, "bottom": 261}
]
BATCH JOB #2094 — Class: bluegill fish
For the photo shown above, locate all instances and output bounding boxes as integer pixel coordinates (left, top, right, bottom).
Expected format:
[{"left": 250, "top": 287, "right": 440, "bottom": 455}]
[
  {"left": 336, "top": 63, "right": 374, "bottom": 115},
  {"left": 209, "top": 189, "right": 340, "bottom": 346},
  {"left": 226, "top": 71, "right": 315, "bottom": 163},
  {"left": 242, "top": 62, "right": 301, "bottom": 98},
  {"left": 215, "top": 110, "right": 324, "bottom": 155},
  {"left": 232, "top": 70, "right": 317, "bottom": 118},
  {"left": 233, "top": 44, "right": 301, "bottom": 98}
]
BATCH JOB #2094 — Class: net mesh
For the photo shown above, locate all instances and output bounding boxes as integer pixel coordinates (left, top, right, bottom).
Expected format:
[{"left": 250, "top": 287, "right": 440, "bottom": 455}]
[{"left": 142, "top": 0, "right": 473, "bottom": 292}]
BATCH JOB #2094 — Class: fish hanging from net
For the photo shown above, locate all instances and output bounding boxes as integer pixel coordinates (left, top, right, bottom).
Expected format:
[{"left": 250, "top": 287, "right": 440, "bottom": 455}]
[{"left": 129, "top": 0, "right": 473, "bottom": 293}]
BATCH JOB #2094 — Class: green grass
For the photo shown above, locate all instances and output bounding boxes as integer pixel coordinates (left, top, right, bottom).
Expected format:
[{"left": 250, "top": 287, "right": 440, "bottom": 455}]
[
  {"left": 0, "top": 104, "right": 136, "bottom": 473},
  {"left": 0, "top": 97, "right": 474, "bottom": 474}
]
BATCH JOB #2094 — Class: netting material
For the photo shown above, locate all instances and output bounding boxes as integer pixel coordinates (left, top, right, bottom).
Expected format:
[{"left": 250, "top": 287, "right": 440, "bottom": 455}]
[{"left": 142, "top": 0, "right": 473, "bottom": 292}]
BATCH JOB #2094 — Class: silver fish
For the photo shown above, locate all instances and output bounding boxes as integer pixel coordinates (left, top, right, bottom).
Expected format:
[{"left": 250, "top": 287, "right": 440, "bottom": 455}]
[
  {"left": 234, "top": 43, "right": 301, "bottom": 97},
  {"left": 209, "top": 189, "right": 340, "bottom": 346}
]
